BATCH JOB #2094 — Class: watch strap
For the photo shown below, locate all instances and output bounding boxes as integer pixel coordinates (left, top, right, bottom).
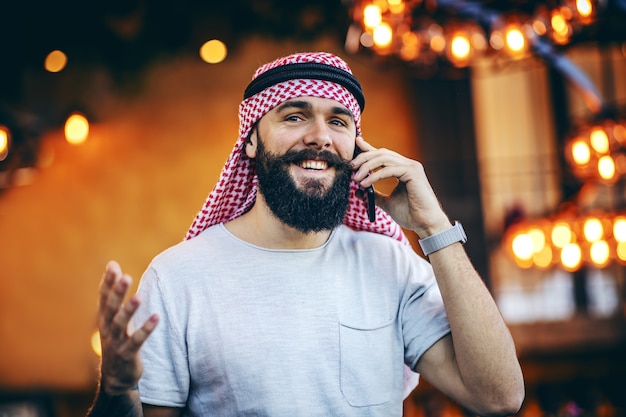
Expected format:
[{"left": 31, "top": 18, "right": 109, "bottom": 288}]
[{"left": 418, "top": 221, "right": 467, "bottom": 256}]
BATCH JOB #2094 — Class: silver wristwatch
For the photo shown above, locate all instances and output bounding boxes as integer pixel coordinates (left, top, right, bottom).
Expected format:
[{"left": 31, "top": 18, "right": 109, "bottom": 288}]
[{"left": 418, "top": 221, "right": 467, "bottom": 256}]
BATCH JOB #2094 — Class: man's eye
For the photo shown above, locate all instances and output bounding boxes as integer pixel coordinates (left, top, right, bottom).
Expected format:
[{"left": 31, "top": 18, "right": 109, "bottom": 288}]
[
  {"left": 331, "top": 119, "right": 347, "bottom": 127},
  {"left": 285, "top": 115, "right": 302, "bottom": 122}
]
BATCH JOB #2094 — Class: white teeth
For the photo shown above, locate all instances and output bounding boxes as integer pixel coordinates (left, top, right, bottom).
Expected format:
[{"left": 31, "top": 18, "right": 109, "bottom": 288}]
[{"left": 299, "top": 160, "right": 328, "bottom": 170}]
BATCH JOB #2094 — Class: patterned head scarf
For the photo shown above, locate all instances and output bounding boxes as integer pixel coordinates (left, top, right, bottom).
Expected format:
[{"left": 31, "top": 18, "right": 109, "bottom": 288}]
[{"left": 185, "top": 52, "right": 408, "bottom": 244}]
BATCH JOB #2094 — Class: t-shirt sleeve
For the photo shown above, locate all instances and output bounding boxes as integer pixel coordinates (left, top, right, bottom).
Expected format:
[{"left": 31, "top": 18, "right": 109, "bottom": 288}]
[
  {"left": 132, "top": 265, "right": 189, "bottom": 408},
  {"left": 401, "top": 258, "right": 451, "bottom": 370}
]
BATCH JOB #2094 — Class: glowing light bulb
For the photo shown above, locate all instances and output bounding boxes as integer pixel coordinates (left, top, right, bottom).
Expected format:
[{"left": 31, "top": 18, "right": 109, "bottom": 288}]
[
  {"left": 576, "top": 0, "right": 593, "bottom": 18},
  {"left": 590, "top": 127, "right": 609, "bottom": 153},
  {"left": 613, "top": 218, "right": 626, "bottom": 242},
  {"left": 450, "top": 33, "right": 471, "bottom": 61},
  {"left": 44, "top": 50, "right": 68, "bottom": 73},
  {"left": 590, "top": 240, "right": 610, "bottom": 266},
  {"left": 505, "top": 27, "right": 525, "bottom": 53},
  {"left": 551, "top": 13, "right": 568, "bottom": 35},
  {"left": 561, "top": 243, "right": 582, "bottom": 271},
  {"left": 65, "top": 113, "right": 89, "bottom": 145},
  {"left": 571, "top": 139, "right": 591, "bottom": 165},
  {"left": 598, "top": 155, "right": 616, "bottom": 180},
  {"left": 512, "top": 233, "right": 534, "bottom": 260},
  {"left": 552, "top": 223, "right": 572, "bottom": 248},
  {"left": 373, "top": 23, "right": 393, "bottom": 48},
  {"left": 0, "top": 126, "right": 8, "bottom": 161},
  {"left": 583, "top": 217, "right": 603, "bottom": 242},
  {"left": 363, "top": 5, "right": 383, "bottom": 29},
  {"left": 199, "top": 39, "right": 227, "bottom": 64}
]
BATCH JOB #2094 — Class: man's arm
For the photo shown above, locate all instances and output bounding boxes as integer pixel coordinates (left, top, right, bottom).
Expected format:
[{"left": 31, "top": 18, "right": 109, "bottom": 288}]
[
  {"left": 352, "top": 137, "right": 524, "bottom": 416},
  {"left": 415, "top": 242, "right": 524, "bottom": 416},
  {"left": 87, "top": 384, "right": 142, "bottom": 417},
  {"left": 87, "top": 384, "right": 182, "bottom": 417}
]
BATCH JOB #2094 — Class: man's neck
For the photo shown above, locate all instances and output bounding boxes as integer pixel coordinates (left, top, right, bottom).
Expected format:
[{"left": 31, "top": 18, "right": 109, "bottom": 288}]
[{"left": 224, "top": 199, "right": 333, "bottom": 250}]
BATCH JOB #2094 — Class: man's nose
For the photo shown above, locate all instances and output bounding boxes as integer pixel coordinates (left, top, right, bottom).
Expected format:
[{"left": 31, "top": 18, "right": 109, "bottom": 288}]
[{"left": 304, "top": 119, "right": 332, "bottom": 149}]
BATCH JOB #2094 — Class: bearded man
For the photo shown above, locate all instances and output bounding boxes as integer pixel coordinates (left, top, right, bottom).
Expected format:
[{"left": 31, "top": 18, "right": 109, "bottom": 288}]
[{"left": 88, "top": 52, "right": 524, "bottom": 417}]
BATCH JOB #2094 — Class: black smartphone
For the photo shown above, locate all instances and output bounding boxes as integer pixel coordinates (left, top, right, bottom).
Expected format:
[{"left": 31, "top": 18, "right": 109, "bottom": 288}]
[{"left": 353, "top": 147, "right": 376, "bottom": 222}]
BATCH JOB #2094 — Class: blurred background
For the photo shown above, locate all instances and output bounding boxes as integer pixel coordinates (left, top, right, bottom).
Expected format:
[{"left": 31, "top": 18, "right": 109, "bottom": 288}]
[{"left": 0, "top": 0, "right": 624, "bottom": 416}]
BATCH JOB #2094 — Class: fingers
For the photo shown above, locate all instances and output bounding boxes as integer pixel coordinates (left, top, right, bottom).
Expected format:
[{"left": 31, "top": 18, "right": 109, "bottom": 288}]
[
  {"left": 353, "top": 151, "right": 414, "bottom": 188},
  {"left": 98, "top": 261, "right": 122, "bottom": 315},
  {"left": 121, "top": 313, "right": 159, "bottom": 356},
  {"left": 98, "top": 261, "right": 135, "bottom": 338},
  {"left": 110, "top": 294, "right": 140, "bottom": 339}
]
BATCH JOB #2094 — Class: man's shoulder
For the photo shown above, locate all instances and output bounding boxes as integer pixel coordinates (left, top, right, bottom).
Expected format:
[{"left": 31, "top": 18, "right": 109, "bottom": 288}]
[{"left": 151, "top": 224, "right": 228, "bottom": 264}]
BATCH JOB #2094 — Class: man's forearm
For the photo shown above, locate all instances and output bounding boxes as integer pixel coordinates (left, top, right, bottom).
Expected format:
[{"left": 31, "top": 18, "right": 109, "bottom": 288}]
[{"left": 87, "top": 384, "right": 143, "bottom": 417}]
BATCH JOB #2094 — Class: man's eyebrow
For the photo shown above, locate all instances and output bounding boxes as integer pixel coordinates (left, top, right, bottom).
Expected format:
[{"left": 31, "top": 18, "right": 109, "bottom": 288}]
[
  {"left": 331, "top": 106, "right": 354, "bottom": 120},
  {"left": 274, "top": 100, "right": 354, "bottom": 120},
  {"left": 275, "top": 100, "right": 312, "bottom": 112}
]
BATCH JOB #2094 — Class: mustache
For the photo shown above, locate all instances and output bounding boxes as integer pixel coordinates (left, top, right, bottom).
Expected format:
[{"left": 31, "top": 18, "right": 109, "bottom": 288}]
[{"left": 277, "top": 149, "right": 352, "bottom": 171}]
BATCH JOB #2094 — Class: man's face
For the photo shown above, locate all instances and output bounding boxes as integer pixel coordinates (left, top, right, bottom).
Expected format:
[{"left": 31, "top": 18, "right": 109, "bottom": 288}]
[{"left": 249, "top": 96, "right": 357, "bottom": 233}]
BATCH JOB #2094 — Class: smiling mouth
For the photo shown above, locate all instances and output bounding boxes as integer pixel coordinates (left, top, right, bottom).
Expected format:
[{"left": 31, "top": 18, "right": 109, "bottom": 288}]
[{"left": 298, "top": 160, "right": 329, "bottom": 170}]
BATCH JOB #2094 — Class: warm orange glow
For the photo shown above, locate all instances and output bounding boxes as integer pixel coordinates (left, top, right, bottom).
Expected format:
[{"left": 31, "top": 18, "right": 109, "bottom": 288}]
[
  {"left": 534, "top": 246, "right": 553, "bottom": 268},
  {"left": 532, "top": 19, "right": 547, "bottom": 36},
  {"left": 589, "top": 127, "right": 609, "bottom": 153},
  {"left": 489, "top": 31, "right": 505, "bottom": 50},
  {"left": 527, "top": 228, "right": 546, "bottom": 252},
  {"left": 583, "top": 217, "right": 603, "bottom": 242},
  {"left": 0, "top": 126, "right": 9, "bottom": 161},
  {"left": 388, "top": 2, "right": 405, "bottom": 14},
  {"left": 552, "top": 223, "right": 573, "bottom": 248},
  {"left": 44, "top": 50, "right": 68, "bottom": 73},
  {"left": 561, "top": 243, "right": 582, "bottom": 270},
  {"left": 617, "top": 241, "right": 626, "bottom": 261},
  {"left": 65, "top": 113, "right": 89, "bottom": 145},
  {"left": 590, "top": 240, "right": 610, "bottom": 266},
  {"left": 576, "top": 0, "right": 593, "bottom": 18},
  {"left": 551, "top": 13, "right": 569, "bottom": 36},
  {"left": 363, "top": 4, "right": 383, "bottom": 28},
  {"left": 199, "top": 39, "right": 227, "bottom": 64},
  {"left": 613, "top": 218, "right": 626, "bottom": 242},
  {"left": 373, "top": 23, "right": 393, "bottom": 47},
  {"left": 598, "top": 155, "right": 616, "bottom": 180},
  {"left": 505, "top": 213, "right": 626, "bottom": 271},
  {"left": 512, "top": 233, "right": 534, "bottom": 260},
  {"left": 430, "top": 34, "right": 446, "bottom": 53},
  {"left": 450, "top": 33, "right": 471, "bottom": 60},
  {"left": 505, "top": 27, "right": 525, "bottom": 53},
  {"left": 91, "top": 330, "right": 102, "bottom": 357},
  {"left": 571, "top": 139, "right": 591, "bottom": 165},
  {"left": 399, "top": 31, "right": 419, "bottom": 60}
]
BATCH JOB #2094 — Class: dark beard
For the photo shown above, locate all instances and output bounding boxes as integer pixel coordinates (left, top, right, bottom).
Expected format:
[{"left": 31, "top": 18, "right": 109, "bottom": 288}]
[{"left": 253, "top": 135, "right": 352, "bottom": 233}]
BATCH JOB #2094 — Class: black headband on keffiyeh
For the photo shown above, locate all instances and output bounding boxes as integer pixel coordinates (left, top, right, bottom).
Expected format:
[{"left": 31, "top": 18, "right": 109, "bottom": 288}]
[{"left": 185, "top": 52, "right": 408, "bottom": 245}]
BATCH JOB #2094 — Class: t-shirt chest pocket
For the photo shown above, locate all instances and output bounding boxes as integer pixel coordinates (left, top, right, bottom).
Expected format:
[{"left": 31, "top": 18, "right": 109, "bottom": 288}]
[{"left": 338, "top": 318, "right": 395, "bottom": 407}]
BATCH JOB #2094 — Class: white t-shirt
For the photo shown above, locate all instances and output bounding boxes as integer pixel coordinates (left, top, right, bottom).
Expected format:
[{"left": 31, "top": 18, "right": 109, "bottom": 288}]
[{"left": 133, "top": 224, "right": 450, "bottom": 416}]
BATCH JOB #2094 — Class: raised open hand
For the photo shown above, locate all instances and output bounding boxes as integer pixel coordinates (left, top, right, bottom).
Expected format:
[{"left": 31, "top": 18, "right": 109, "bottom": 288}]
[{"left": 97, "top": 261, "right": 159, "bottom": 394}]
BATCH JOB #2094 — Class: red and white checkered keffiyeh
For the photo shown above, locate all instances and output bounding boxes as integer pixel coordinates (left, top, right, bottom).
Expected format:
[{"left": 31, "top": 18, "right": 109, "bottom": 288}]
[{"left": 185, "top": 52, "right": 408, "bottom": 245}]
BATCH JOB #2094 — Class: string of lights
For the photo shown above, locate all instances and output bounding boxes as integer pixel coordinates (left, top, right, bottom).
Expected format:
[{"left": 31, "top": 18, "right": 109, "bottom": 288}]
[{"left": 345, "top": 0, "right": 599, "bottom": 68}]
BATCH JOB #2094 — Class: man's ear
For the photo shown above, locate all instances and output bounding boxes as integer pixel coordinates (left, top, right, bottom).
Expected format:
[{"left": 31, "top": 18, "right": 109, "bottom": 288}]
[{"left": 245, "top": 127, "right": 258, "bottom": 159}]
